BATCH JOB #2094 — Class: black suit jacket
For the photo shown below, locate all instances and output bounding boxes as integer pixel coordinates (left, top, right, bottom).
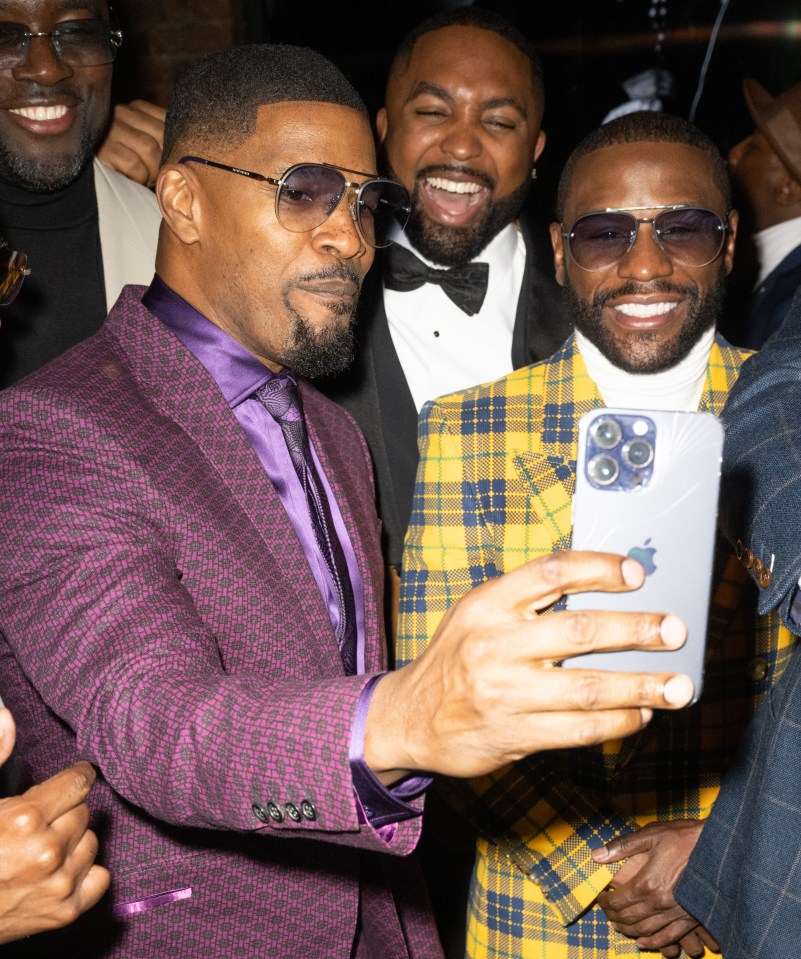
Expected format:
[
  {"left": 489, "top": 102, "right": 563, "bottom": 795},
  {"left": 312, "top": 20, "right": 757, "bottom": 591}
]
[{"left": 320, "top": 217, "right": 571, "bottom": 568}]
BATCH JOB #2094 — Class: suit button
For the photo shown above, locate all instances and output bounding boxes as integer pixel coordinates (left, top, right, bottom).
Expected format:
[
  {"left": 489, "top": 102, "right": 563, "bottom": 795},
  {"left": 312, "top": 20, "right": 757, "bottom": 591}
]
[
  {"left": 252, "top": 803, "right": 269, "bottom": 824},
  {"left": 758, "top": 565, "right": 772, "bottom": 588},
  {"left": 300, "top": 799, "right": 317, "bottom": 821},
  {"left": 743, "top": 547, "right": 754, "bottom": 569},
  {"left": 735, "top": 539, "right": 744, "bottom": 560},
  {"left": 747, "top": 657, "right": 770, "bottom": 682},
  {"left": 266, "top": 801, "right": 284, "bottom": 823},
  {"left": 285, "top": 802, "right": 302, "bottom": 822}
]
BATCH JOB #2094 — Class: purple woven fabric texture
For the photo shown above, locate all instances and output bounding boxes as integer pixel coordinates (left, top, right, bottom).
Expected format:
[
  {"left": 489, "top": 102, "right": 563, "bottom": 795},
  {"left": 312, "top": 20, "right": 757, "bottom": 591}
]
[
  {"left": 0, "top": 286, "right": 441, "bottom": 959},
  {"left": 254, "top": 372, "right": 357, "bottom": 674}
]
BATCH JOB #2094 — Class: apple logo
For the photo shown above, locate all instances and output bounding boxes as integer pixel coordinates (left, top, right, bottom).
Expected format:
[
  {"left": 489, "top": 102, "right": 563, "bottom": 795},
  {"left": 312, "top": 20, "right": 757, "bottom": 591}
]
[{"left": 627, "top": 538, "right": 657, "bottom": 576}]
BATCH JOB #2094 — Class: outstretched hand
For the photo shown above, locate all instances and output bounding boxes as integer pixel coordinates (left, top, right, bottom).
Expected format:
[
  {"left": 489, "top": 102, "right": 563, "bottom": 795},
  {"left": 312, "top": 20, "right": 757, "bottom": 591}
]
[{"left": 367, "top": 551, "right": 695, "bottom": 784}]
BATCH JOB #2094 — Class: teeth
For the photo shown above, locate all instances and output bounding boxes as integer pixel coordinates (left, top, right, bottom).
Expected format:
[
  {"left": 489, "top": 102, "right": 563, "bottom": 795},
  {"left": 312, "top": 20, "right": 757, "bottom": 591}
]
[
  {"left": 615, "top": 301, "right": 676, "bottom": 318},
  {"left": 10, "top": 105, "right": 68, "bottom": 121},
  {"left": 426, "top": 176, "right": 483, "bottom": 194}
]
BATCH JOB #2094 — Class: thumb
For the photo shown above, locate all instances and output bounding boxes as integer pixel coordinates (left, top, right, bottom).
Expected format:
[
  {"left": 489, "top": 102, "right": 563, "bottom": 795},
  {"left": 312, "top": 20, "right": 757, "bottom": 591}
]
[{"left": 592, "top": 828, "right": 653, "bottom": 864}]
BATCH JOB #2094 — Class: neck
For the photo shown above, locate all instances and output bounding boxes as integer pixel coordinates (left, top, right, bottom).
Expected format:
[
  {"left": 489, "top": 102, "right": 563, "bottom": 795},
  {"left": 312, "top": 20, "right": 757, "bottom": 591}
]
[{"left": 575, "top": 326, "right": 715, "bottom": 412}]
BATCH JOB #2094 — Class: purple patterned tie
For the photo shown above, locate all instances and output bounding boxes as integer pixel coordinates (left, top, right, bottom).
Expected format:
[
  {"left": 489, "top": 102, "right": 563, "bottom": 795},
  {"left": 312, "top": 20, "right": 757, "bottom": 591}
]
[{"left": 254, "top": 373, "right": 357, "bottom": 674}]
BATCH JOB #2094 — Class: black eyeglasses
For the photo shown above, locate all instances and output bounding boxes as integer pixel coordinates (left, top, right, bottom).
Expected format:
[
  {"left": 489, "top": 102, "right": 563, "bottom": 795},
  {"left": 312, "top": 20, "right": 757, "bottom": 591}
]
[
  {"left": 562, "top": 206, "right": 729, "bottom": 272},
  {"left": 179, "top": 156, "right": 411, "bottom": 249},
  {"left": 0, "top": 243, "right": 29, "bottom": 306},
  {"left": 0, "top": 19, "right": 122, "bottom": 69}
]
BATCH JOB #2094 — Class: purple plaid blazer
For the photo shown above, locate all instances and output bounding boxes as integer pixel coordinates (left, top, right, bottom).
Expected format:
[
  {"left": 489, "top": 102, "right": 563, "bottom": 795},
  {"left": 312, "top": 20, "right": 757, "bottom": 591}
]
[{"left": 0, "top": 286, "right": 441, "bottom": 959}]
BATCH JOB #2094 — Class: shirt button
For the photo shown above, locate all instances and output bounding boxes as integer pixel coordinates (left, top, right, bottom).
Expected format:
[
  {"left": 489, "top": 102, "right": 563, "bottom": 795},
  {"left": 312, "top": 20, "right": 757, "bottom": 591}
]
[
  {"left": 252, "top": 803, "right": 269, "bottom": 824},
  {"left": 266, "top": 801, "right": 284, "bottom": 823},
  {"left": 300, "top": 799, "right": 317, "bottom": 821},
  {"left": 285, "top": 802, "right": 302, "bottom": 822},
  {"left": 747, "top": 657, "right": 770, "bottom": 682}
]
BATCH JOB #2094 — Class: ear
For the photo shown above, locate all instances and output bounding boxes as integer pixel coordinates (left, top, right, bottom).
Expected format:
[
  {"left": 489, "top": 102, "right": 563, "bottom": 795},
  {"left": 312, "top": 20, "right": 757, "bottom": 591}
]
[
  {"left": 550, "top": 221, "right": 567, "bottom": 286},
  {"left": 533, "top": 129, "right": 546, "bottom": 165},
  {"left": 777, "top": 173, "right": 801, "bottom": 211},
  {"left": 723, "top": 208, "right": 739, "bottom": 275},
  {"left": 376, "top": 107, "right": 388, "bottom": 145},
  {"left": 156, "top": 164, "right": 202, "bottom": 245}
]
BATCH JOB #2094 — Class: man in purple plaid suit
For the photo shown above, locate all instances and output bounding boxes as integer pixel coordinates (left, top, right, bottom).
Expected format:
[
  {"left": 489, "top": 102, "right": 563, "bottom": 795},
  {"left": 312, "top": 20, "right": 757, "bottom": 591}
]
[{"left": 0, "top": 44, "right": 696, "bottom": 959}]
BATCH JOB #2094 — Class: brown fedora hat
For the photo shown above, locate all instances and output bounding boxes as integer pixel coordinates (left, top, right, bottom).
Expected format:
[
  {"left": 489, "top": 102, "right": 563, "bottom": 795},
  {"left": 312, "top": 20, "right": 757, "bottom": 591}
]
[{"left": 743, "top": 77, "right": 801, "bottom": 184}]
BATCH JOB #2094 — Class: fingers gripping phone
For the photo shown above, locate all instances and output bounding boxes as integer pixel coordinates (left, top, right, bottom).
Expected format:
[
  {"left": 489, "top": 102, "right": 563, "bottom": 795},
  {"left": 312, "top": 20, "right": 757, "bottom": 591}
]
[{"left": 564, "top": 409, "right": 724, "bottom": 704}]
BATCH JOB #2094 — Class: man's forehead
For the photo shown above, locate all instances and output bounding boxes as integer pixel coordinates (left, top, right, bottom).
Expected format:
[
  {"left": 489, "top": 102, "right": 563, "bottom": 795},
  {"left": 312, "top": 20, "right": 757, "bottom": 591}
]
[
  {"left": 567, "top": 142, "right": 722, "bottom": 214},
  {"left": 393, "top": 26, "right": 535, "bottom": 97},
  {"left": 0, "top": 0, "right": 108, "bottom": 17},
  {"left": 239, "top": 102, "right": 377, "bottom": 173}
]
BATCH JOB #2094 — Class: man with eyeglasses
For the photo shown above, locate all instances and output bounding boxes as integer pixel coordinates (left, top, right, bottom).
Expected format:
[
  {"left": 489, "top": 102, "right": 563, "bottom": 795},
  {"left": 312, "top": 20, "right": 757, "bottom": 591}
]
[
  {"left": 397, "top": 110, "right": 795, "bottom": 959},
  {"left": 0, "top": 0, "right": 159, "bottom": 388},
  {"left": 0, "top": 45, "right": 698, "bottom": 959}
]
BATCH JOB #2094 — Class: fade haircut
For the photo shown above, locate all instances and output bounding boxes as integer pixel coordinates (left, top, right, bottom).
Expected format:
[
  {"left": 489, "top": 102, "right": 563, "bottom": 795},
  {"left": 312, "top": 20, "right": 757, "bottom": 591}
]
[
  {"left": 162, "top": 44, "right": 368, "bottom": 162},
  {"left": 557, "top": 111, "right": 731, "bottom": 220},
  {"left": 389, "top": 7, "right": 544, "bottom": 102}
]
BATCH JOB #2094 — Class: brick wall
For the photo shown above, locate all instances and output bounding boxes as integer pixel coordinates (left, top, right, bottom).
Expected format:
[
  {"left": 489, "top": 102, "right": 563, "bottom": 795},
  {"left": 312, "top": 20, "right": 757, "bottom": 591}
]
[{"left": 115, "top": 0, "right": 260, "bottom": 106}]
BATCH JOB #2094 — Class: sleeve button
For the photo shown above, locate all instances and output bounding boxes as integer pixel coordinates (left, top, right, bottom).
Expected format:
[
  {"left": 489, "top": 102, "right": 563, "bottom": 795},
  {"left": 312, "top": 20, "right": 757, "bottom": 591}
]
[
  {"left": 285, "top": 802, "right": 302, "bottom": 822},
  {"left": 300, "top": 799, "right": 317, "bottom": 821},
  {"left": 266, "top": 801, "right": 284, "bottom": 823},
  {"left": 252, "top": 803, "right": 269, "bottom": 823}
]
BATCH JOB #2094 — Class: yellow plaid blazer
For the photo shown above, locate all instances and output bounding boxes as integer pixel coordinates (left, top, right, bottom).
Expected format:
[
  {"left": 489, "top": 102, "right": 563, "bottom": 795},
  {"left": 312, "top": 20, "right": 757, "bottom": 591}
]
[{"left": 397, "top": 335, "right": 795, "bottom": 958}]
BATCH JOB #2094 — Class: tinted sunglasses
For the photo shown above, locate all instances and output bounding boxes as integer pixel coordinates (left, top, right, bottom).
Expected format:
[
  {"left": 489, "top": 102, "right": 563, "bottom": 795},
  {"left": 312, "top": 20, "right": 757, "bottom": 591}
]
[
  {"left": 562, "top": 205, "right": 729, "bottom": 272},
  {"left": 179, "top": 156, "right": 411, "bottom": 249},
  {"left": 0, "top": 19, "right": 123, "bottom": 70},
  {"left": 0, "top": 243, "right": 29, "bottom": 306}
]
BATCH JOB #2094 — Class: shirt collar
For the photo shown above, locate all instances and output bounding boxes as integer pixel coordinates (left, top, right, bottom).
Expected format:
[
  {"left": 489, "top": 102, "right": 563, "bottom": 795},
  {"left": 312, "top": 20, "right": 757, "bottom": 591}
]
[
  {"left": 390, "top": 220, "right": 519, "bottom": 272},
  {"left": 143, "top": 275, "right": 281, "bottom": 408}
]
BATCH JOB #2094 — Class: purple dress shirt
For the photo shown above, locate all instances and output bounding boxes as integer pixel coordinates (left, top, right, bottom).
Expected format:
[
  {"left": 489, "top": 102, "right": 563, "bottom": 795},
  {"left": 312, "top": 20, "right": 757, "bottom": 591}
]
[{"left": 143, "top": 277, "right": 428, "bottom": 833}]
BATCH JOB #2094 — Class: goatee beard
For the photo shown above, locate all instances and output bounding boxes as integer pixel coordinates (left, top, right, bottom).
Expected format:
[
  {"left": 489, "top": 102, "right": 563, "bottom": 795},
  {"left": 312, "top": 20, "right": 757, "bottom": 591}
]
[{"left": 565, "top": 271, "right": 726, "bottom": 374}]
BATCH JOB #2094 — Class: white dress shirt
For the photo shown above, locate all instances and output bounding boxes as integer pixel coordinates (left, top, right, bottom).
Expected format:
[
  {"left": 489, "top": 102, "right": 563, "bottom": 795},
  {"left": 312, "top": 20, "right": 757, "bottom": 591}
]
[{"left": 384, "top": 223, "right": 526, "bottom": 412}]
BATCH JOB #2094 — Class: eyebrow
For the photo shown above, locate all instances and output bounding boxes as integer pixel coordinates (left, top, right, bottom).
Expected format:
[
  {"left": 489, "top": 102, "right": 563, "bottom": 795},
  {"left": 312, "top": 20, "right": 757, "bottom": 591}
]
[{"left": 406, "top": 82, "right": 528, "bottom": 120}]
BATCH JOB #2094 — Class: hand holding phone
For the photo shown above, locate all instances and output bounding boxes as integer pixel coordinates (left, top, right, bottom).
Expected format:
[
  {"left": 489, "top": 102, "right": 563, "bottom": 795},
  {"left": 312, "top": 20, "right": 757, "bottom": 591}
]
[{"left": 564, "top": 408, "right": 723, "bottom": 704}]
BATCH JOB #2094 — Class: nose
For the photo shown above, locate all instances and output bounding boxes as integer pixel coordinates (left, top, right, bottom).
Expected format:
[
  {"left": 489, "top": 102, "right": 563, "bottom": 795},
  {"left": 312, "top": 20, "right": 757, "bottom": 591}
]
[
  {"left": 12, "top": 35, "right": 74, "bottom": 86},
  {"left": 438, "top": 115, "right": 483, "bottom": 163},
  {"left": 617, "top": 221, "right": 674, "bottom": 282},
  {"left": 311, "top": 188, "right": 368, "bottom": 261}
]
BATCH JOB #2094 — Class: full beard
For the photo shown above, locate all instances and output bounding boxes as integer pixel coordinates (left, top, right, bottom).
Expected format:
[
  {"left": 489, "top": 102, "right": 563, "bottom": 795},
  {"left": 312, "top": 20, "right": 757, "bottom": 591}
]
[
  {"left": 0, "top": 93, "right": 107, "bottom": 192},
  {"left": 388, "top": 162, "right": 530, "bottom": 267},
  {"left": 566, "top": 270, "right": 727, "bottom": 374},
  {"left": 280, "top": 266, "right": 359, "bottom": 378}
]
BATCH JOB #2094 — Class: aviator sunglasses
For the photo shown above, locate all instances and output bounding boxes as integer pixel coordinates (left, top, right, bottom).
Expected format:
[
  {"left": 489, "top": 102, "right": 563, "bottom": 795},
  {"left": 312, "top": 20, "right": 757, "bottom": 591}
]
[
  {"left": 0, "top": 243, "right": 29, "bottom": 306},
  {"left": 0, "top": 19, "right": 122, "bottom": 69},
  {"left": 562, "top": 205, "right": 729, "bottom": 272},
  {"left": 179, "top": 156, "right": 411, "bottom": 249}
]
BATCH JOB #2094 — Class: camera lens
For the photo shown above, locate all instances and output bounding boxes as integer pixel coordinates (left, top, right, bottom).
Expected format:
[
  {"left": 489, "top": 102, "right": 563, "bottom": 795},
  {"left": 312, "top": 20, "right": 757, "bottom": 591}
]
[
  {"left": 623, "top": 439, "right": 654, "bottom": 469},
  {"left": 591, "top": 417, "right": 622, "bottom": 449},
  {"left": 588, "top": 454, "right": 619, "bottom": 486}
]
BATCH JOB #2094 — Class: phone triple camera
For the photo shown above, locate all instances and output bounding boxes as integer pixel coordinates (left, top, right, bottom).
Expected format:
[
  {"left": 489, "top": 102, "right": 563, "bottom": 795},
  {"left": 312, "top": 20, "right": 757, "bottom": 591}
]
[{"left": 585, "top": 413, "right": 656, "bottom": 491}]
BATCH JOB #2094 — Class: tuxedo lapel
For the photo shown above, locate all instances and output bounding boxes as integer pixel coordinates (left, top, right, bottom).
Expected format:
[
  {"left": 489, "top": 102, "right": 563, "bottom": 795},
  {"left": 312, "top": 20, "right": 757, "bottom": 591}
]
[{"left": 512, "top": 216, "right": 572, "bottom": 368}]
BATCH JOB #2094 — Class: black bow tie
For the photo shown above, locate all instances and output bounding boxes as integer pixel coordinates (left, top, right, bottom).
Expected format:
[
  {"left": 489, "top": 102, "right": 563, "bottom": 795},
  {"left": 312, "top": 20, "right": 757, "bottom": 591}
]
[{"left": 383, "top": 244, "right": 490, "bottom": 316}]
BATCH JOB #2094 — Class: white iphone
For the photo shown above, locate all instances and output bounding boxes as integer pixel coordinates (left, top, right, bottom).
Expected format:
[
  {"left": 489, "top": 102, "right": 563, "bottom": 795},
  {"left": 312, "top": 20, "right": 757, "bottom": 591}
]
[{"left": 564, "top": 408, "right": 724, "bottom": 704}]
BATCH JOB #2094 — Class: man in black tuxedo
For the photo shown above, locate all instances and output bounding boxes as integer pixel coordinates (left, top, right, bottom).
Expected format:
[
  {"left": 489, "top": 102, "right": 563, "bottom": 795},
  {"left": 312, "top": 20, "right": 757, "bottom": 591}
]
[{"left": 320, "top": 9, "right": 570, "bottom": 586}]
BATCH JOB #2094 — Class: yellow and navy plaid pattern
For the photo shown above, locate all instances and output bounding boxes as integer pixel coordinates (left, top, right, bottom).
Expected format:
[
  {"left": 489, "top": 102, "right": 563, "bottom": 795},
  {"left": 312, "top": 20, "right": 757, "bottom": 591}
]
[{"left": 397, "top": 335, "right": 795, "bottom": 958}]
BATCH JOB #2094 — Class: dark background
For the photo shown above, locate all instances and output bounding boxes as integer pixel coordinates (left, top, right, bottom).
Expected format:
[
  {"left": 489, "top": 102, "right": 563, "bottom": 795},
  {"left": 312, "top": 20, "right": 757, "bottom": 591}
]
[{"left": 109, "top": 0, "right": 801, "bottom": 218}]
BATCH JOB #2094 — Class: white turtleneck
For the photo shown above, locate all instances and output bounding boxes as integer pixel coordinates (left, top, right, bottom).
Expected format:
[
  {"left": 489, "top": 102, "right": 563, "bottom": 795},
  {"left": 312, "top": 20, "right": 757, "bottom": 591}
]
[{"left": 575, "top": 325, "right": 715, "bottom": 412}]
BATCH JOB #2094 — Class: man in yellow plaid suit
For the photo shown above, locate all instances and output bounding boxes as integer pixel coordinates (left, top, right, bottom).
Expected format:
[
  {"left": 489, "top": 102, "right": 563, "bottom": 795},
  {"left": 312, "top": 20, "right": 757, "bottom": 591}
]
[{"left": 397, "top": 111, "right": 796, "bottom": 958}]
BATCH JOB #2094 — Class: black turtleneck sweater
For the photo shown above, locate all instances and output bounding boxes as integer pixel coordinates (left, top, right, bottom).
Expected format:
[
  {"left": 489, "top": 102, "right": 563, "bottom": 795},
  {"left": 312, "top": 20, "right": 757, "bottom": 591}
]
[{"left": 0, "top": 161, "right": 106, "bottom": 387}]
